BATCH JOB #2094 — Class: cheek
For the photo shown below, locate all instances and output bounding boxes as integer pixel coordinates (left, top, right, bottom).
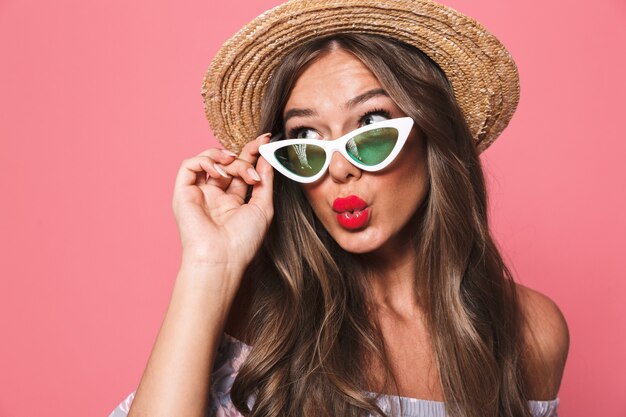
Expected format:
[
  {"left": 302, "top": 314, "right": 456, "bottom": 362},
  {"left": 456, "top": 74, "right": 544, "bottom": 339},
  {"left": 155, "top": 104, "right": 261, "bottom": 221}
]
[
  {"left": 377, "top": 172, "right": 426, "bottom": 216},
  {"left": 300, "top": 184, "right": 326, "bottom": 215},
  {"left": 378, "top": 153, "right": 429, "bottom": 214}
]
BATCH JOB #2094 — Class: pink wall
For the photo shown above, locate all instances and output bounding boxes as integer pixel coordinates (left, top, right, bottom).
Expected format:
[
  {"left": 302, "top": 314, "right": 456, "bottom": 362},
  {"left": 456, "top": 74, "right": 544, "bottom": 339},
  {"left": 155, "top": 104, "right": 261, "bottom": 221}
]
[{"left": 1, "top": 0, "right": 624, "bottom": 416}]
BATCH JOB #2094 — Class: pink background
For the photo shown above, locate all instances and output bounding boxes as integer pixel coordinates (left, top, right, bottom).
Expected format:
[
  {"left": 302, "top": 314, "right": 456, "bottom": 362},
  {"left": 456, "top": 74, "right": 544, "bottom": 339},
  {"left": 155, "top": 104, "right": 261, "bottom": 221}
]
[{"left": 1, "top": 0, "right": 624, "bottom": 416}]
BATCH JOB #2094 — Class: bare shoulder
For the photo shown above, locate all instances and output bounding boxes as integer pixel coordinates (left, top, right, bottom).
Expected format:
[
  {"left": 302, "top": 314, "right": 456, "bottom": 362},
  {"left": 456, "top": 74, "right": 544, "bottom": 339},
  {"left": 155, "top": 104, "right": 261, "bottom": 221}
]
[{"left": 515, "top": 283, "right": 570, "bottom": 400}]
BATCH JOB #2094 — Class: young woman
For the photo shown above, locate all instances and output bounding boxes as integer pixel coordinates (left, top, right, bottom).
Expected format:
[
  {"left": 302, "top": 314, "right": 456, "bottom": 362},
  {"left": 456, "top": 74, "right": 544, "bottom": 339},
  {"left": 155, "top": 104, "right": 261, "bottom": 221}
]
[{"left": 110, "top": 1, "right": 569, "bottom": 417}]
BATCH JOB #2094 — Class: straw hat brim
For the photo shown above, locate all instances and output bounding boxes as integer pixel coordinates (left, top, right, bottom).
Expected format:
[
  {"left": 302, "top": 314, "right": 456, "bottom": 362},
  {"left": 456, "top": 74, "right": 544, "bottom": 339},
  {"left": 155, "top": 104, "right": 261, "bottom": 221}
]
[{"left": 201, "top": 0, "right": 520, "bottom": 154}]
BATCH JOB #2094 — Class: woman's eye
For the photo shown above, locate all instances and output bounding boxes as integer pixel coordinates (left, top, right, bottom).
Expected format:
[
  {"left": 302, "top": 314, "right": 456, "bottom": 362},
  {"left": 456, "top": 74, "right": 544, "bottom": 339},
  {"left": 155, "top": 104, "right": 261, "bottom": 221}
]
[
  {"left": 292, "top": 128, "right": 321, "bottom": 140},
  {"left": 361, "top": 112, "right": 390, "bottom": 126},
  {"left": 287, "top": 110, "right": 391, "bottom": 139}
]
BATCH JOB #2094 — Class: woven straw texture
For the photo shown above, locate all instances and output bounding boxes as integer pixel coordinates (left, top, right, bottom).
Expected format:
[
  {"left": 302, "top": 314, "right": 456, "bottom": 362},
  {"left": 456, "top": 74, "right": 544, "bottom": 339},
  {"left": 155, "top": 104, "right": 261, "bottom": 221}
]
[{"left": 201, "top": 0, "right": 520, "bottom": 154}]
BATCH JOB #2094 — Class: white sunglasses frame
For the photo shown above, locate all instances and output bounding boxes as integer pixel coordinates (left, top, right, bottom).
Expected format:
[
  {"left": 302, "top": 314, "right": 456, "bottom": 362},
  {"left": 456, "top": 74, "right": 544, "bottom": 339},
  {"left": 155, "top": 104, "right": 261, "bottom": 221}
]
[{"left": 258, "top": 116, "right": 415, "bottom": 184}]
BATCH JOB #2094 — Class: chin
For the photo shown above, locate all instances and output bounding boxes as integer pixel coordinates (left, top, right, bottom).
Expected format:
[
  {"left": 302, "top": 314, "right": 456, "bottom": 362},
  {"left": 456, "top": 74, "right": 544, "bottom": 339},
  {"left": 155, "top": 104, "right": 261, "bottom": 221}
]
[
  {"left": 332, "top": 230, "right": 384, "bottom": 254},
  {"left": 337, "top": 243, "right": 376, "bottom": 254}
]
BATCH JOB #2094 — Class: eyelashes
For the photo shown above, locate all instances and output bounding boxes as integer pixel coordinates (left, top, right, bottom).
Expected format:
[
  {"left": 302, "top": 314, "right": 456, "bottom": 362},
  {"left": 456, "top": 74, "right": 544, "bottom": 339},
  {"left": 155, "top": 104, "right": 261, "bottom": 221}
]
[
  {"left": 358, "top": 108, "right": 392, "bottom": 123},
  {"left": 286, "top": 108, "right": 393, "bottom": 139}
]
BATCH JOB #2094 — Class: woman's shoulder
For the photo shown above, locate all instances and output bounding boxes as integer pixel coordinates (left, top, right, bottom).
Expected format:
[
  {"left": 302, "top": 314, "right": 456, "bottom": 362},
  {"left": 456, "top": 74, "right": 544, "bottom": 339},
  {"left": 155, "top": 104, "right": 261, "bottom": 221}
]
[{"left": 515, "top": 283, "right": 570, "bottom": 400}]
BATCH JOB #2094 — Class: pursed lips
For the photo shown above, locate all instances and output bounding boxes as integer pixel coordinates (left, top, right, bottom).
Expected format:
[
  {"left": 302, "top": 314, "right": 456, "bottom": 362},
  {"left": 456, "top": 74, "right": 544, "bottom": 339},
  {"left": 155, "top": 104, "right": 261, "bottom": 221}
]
[{"left": 332, "top": 194, "right": 368, "bottom": 212}]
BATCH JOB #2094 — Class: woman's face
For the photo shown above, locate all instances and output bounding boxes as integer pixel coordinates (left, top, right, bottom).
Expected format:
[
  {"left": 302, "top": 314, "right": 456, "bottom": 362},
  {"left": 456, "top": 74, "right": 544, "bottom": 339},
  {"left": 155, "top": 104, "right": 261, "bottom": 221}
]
[{"left": 282, "top": 48, "right": 429, "bottom": 256}]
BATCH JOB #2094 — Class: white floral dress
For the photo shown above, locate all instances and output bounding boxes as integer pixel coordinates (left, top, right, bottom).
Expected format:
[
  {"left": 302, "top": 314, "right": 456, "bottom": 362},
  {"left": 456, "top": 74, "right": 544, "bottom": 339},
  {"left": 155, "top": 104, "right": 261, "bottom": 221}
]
[{"left": 109, "top": 332, "right": 560, "bottom": 417}]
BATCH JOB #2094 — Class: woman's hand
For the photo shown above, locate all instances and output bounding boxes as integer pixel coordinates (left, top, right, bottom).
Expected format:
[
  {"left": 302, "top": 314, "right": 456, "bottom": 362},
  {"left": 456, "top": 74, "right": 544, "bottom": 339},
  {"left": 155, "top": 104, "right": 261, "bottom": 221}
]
[{"left": 172, "top": 133, "right": 274, "bottom": 277}]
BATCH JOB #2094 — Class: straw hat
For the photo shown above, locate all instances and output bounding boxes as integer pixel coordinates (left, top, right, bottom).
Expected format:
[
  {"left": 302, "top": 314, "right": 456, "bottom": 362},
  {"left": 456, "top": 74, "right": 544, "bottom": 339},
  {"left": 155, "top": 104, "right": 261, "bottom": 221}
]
[{"left": 201, "top": 0, "right": 520, "bottom": 154}]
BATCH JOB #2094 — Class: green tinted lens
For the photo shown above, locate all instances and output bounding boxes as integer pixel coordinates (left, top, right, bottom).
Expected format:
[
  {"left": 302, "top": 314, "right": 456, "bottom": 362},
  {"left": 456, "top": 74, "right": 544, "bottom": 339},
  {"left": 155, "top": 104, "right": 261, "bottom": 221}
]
[
  {"left": 274, "top": 143, "right": 326, "bottom": 177},
  {"left": 346, "top": 127, "right": 398, "bottom": 166}
]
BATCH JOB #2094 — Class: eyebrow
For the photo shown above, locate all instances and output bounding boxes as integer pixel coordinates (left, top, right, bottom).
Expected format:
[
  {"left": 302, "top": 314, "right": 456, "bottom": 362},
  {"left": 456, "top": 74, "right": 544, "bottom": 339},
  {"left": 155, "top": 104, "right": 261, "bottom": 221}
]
[{"left": 283, "top": 88, "right": 389, "bottom": 124}]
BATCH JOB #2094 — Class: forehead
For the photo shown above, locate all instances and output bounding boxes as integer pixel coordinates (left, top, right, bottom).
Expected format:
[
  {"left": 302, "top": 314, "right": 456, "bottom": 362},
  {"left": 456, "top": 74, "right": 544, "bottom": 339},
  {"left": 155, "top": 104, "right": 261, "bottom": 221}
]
[{"left": 284, "top": 49, "right": 383, "bottom": 111}]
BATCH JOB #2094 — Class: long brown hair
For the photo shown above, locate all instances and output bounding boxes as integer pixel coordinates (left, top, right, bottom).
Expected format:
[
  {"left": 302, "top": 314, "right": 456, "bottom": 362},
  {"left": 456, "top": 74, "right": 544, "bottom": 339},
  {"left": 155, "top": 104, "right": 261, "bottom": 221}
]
[{"left": 230, "top": 33, "right": 533, "bottom": 417}]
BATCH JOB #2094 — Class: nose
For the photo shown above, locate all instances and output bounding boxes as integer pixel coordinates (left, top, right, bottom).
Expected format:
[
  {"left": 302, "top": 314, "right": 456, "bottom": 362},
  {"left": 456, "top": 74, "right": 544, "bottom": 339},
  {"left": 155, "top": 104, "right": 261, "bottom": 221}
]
[{"left": 327, "top": 150, "right": 362, "bottom": 183}]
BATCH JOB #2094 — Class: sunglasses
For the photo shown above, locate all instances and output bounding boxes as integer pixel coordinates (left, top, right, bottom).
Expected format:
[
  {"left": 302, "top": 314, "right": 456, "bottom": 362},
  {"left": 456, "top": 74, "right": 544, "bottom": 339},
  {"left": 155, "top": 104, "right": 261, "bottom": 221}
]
[{"left": 258, "top": 117, "right": 415, "bottom": 184}]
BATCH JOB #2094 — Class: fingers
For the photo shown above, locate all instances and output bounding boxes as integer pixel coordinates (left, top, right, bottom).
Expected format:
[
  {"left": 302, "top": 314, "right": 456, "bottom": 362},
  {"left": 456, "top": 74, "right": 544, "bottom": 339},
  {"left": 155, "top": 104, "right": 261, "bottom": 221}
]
[
  {"left": 174, "top": 133, "right": 274, "bottom": 202},
  {"left": 175, "top": 144, "right": 263, "bottom": 189},
  {"left": 223, "top": 133, "right": 273, "bottom": 199},
  {"left": 237, "top": 132, "right": 272, "bottom": 163},
  {"left": 247, "top": 154, "right": 275, "bottom": 221},
  {"left": 213, "top": 155, "right": 264, "bottom": 185},
  {"left": 174, "top": 148, "right": 238, "bottom": 191}
]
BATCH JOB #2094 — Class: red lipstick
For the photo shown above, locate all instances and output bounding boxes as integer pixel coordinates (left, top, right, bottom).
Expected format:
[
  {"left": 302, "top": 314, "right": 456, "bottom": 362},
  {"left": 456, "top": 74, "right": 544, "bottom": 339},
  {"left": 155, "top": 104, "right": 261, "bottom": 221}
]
[{"left": 333, "top": 195, "right": 370, "bottom": 230}]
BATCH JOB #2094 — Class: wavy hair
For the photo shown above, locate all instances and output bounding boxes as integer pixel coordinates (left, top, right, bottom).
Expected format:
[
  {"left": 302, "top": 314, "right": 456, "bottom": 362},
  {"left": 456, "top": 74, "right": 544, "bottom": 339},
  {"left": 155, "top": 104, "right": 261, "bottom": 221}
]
[{"left": 229, "top": 33, "right": 533, "bottom": 417}]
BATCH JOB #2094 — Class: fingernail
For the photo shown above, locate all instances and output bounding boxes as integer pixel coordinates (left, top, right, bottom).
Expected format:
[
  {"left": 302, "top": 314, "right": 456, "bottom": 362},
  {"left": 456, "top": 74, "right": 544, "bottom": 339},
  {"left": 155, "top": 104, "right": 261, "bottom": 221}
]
[
  {"left": 221, "top": 149, "right": 238, "bottom": 157},
  {"left": 215, "top": 164, "right": 229, "bottom": 178},
  {"left": 247, "top": 167, "right": 261, "bottom": 181},
  {"left": 256, "top": 132, "right": 272, "bottom": 141}
]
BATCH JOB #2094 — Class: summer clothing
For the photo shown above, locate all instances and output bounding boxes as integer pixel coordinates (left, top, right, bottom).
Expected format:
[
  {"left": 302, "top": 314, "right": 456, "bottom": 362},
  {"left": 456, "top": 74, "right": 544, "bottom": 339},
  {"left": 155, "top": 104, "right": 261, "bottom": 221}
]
[{"left": 109, "top": 332, "right": 560, "bottom": 417}]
